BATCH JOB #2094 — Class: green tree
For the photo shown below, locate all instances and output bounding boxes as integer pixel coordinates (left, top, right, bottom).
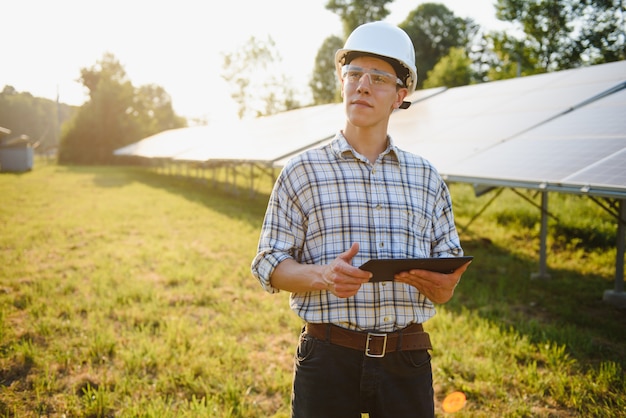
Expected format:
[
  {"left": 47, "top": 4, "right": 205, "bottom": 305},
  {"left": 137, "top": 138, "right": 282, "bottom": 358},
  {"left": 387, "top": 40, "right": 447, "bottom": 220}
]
[
  {"left": 222, "top": 36, "right": 298, "bottom": 119},
  {"left": 58, "top": 53, "right": 185, "bottom": 164},
  {"left": 494, "top": 0, "right": 625, "bottom": 72},
  {"left": 422, "top": 47, "right": 473, "bottom": 88},
  {"left": 310, "top": 35, "right": 344, "bottom": 105},
  {"left": 483, "top": 32, "right": 544, "bottom": 81},
  {"left": 307, "top": 0, "right": 393, "bottom": 105},
  {"left": 325, "top": 0, "right": 393, "bottom": 36},
  {"left": 133, "top": 84, "right": 186, "bottom": 134},
  {"left": 400, "top": 3, "right": 477, "bottom": 88},
  {"left": 573, "top": 0, "right": 625, "bottom": 63},
  {"left": 0, "top": 85, "right": 75, "bottom": 153},
  {"left": 495, "top": 0, "right": 579, "bottom": 71}
]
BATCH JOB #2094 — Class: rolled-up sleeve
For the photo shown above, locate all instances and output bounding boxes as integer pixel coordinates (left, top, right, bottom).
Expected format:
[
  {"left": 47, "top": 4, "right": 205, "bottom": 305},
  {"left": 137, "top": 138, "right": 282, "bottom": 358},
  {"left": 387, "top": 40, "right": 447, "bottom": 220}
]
[
  {"left": 251, "top": 163, "right": 306, "bottom": 294},
  {"left": 431, "top": 179, "right": 463, "bottom": 258},
  {"left": 250, "top": 248, "right": 291, "bottom": 294}
]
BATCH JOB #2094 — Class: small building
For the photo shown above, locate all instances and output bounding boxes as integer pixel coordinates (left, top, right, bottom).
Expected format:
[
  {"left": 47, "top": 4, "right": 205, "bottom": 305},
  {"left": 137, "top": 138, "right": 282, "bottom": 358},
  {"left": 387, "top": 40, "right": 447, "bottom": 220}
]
[{"left": 0, "top": 130, "right": 34, "bottom": 172}]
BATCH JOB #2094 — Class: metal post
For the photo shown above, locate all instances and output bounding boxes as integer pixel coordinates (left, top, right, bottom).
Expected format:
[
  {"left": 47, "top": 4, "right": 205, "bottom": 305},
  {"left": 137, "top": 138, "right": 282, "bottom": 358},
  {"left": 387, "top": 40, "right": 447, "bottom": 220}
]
[
  {"left": 531, "top": 191, "right": 551, "bottom": 279},
  {"left": 604, "top": 198, "right": 626, "bottom": 308}
]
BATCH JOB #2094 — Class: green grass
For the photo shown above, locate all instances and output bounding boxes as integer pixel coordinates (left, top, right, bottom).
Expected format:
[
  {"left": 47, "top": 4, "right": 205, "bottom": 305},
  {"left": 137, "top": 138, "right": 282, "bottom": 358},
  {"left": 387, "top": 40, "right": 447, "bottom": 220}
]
[{"left": 1, "top": 164, "right": 624, "bottom": 417}]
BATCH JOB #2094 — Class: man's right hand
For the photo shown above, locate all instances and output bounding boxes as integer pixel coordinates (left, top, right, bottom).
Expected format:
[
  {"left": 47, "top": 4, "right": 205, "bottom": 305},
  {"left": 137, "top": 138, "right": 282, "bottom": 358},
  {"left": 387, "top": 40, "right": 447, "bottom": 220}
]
[{"left": 321, "top": 242, "right": 372, "bottom": 298}]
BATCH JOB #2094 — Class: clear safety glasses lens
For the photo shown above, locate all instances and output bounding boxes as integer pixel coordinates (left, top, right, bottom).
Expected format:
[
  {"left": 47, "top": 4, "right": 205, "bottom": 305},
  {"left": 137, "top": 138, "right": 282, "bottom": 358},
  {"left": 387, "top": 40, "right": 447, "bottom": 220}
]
[{"left": 341, "top": 65, "right": 403, "bottom": 88}]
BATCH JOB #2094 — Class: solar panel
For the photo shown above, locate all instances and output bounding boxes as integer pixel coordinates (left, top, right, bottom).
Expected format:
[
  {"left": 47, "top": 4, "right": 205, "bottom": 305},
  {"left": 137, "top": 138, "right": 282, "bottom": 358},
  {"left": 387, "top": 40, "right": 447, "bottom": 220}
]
[
  {"left": 442, "top": 77, "right": 626, "bottom": 198},
  {"left": 114, "top": 126, "right": 210, "bottom": 159},
  {"left": 173, "top": 103, "right": 344, "bottom": 162},
  {"left": 269, "top": 88, "right": 448, "bottom": 167},
  {"left": 404, "top": 87, "right": 447, "bottom": 104},
  {"left": 448, "top": 137, "right": 625, "bottom": 182},
  {"left": 113, "top": 60, "right": 626, "bottom": 198},
  {"left": 390, "top": 61, "right": 626, "bottom": 174},
  {"left": 564, "top": 148, "right": 626, "bottom": 189}
]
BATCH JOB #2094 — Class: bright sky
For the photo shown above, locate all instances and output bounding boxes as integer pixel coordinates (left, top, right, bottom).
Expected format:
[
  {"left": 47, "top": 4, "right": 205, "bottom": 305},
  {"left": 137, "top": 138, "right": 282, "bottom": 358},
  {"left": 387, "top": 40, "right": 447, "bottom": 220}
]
[{"left": 1, "top": 0, "right": 508, "bottom": 124}]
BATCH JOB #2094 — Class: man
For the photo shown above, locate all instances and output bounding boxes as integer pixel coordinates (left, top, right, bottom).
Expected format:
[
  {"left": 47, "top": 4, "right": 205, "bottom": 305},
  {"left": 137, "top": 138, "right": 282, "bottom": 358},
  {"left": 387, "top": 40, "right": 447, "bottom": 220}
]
[{"left": 251, "top": 21, "right": 470, "bottom": 418}]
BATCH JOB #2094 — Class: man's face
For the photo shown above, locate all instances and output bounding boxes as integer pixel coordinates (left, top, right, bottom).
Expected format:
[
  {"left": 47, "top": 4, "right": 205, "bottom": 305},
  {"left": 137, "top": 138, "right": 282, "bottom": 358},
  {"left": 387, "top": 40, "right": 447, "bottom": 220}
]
[{"left": 341, "top": 55, "right": 408, "bottom": 129}]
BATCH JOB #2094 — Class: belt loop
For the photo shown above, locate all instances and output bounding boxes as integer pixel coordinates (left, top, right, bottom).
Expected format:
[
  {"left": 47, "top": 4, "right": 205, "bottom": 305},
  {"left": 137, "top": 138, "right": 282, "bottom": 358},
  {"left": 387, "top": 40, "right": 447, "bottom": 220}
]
[
  {"left": 397, "top": 328, "right": 403, "bottom": 351},
  {"left": 325, "top": 324, "right": 331, "bottom": 342}
]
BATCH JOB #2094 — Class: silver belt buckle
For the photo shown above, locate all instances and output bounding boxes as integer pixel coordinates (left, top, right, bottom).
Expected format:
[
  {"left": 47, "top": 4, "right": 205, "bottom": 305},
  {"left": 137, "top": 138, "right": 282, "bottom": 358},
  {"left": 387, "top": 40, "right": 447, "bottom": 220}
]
[{"left": 365, "top": 332, "right": 388, "bottom": 358}]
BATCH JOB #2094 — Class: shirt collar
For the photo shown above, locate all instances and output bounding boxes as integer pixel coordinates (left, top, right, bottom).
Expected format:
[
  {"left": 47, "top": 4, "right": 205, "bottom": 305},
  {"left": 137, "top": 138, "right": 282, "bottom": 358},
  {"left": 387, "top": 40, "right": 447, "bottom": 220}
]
[{"left": 331, "top": 131, "right": 400, "bottom": 164}]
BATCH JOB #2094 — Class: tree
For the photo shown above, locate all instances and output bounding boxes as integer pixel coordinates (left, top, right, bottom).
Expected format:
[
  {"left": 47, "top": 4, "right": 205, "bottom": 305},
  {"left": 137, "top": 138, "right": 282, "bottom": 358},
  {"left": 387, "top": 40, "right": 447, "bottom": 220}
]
[
  {"left": 495, "top": 0, "right": 579, "bottom": 71},
  {"left": 0, "top": 85, "right": 75, "bottom": 153},
  {"left": 573, "top": 0, "right": 625, "bottom": 63},
  {"left": 58, "top": 53, "right": 185, "bottom": 164},
  {"left": 400, "top": 3, "right": 477, "bottom": 88},
  {"left": 222, "top": 36, "right": 299, "bottom": 119},
  {"left": 325, "top": 0, "right": 393, "bottom": 36},
  {"left": 133, "top": 84, "right": 186, "bottom": 134},
  {"left": 310, "top": 35, "right": 345, "bottom": 105},
  {"left": 494, "top": 0, "right": 625, "bottom": 72},
  {"left": 422, "top": 47, "right": 473, "bottom": 88},
  {"left": 307, "top": 0, "right": 393, "bottom": 104},
  {"left": 483, "top": 31, "right": 544, "bottom": 81}
]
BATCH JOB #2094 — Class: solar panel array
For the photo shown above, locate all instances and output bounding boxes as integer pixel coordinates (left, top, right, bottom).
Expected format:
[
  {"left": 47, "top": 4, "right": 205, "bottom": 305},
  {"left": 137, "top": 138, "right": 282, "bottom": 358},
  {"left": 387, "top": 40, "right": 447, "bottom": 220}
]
[
  {"left": 445, "top": 89, "right": 626, "bottom": 197},
  {"left": 114, "top": 60, "right": 626, "bottom": 199}
]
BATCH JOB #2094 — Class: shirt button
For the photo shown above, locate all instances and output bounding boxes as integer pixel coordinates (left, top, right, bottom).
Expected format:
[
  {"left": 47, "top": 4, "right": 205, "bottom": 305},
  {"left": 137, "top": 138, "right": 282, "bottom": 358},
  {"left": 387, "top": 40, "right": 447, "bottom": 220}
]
[
  {"left": 383, "top": 316, "right": 391, "bottom": 322},
  {"left": 379, "top": 242, "right": 384, "bottom": 248}
]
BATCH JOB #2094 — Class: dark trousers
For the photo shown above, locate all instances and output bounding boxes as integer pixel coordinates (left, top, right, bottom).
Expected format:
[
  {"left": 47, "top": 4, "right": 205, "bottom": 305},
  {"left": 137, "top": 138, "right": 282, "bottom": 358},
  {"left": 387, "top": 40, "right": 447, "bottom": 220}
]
[{"left": 291, "top": 328, "right": 434, "bottom": 418}]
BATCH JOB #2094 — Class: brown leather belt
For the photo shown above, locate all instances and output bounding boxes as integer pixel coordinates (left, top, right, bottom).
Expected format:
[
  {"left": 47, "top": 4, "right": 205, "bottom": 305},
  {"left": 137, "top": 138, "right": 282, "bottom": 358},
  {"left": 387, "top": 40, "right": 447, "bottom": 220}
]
[{"left": 305, "top": 322, "right": 432, "bottom": 358}]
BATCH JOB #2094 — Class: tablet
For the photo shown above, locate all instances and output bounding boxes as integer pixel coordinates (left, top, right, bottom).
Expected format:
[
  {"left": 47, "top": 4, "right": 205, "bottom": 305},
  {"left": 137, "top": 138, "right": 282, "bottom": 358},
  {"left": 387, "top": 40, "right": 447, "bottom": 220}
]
[{"left": 359, "top": 256, "right": 473, "bottom": 282}]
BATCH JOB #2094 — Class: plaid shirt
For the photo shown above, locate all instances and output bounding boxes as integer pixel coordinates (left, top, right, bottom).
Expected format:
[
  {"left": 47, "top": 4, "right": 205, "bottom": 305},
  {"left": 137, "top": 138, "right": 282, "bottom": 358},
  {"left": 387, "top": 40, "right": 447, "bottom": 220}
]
[{"left": 251, "top": 132, "right": 462, "bottom": 332}]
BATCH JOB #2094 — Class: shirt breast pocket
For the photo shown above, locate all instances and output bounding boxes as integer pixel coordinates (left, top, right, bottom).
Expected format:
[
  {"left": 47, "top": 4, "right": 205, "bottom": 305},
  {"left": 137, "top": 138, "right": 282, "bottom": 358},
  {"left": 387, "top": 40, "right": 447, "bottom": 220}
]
[{"left": 399, "top": 210, "right": 432, "bottom": 256}]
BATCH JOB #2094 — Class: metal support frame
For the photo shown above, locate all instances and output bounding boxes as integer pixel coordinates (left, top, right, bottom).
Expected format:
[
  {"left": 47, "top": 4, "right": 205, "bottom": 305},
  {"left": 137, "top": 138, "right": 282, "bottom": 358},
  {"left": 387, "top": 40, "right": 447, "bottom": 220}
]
[
  {"left": 531, "top": 191, "right": 551, "bottom": 280},
  {"left": 603, "top": 198, "right": 626, "bottom": 308},
  {"left": 463, "top": 186, "right": 625, "bottom": 306}
]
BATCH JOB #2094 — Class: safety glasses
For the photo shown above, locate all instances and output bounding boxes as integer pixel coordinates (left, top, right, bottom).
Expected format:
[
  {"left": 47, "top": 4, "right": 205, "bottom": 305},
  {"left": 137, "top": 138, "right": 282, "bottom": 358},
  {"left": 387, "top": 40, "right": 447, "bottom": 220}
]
[{"left": 341, "top": 64, "right": 404, "bottom": 89}]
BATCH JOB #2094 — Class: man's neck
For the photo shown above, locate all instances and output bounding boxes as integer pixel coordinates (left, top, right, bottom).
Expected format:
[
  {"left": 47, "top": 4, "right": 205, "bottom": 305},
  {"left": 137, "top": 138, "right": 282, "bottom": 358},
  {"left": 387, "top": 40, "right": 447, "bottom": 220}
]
[{"left": 343, "top": 125, "right": 388, "bottom": 164}]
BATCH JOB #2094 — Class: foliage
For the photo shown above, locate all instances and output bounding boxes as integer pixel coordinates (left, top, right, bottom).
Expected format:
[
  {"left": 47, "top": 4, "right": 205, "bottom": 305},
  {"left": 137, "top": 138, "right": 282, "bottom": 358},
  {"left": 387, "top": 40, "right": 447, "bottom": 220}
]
[
  {"left": 482, "top": 31, "right": 546, "bottom": 81},
  {"left": 325, "top": 0, "right": 393, "bottom": 37},
  {"left": 575, "top": 0, "right": 626, "bottom": 63},
  {"left": 422, "top": 47, "right": 474, "bottom": 88},
  {"left": 316, "top": 1, "right": 475, "bottom": 98},
  {"left": 134, "top": 84, "right": 187, "bottom": 134},
  {"left": 309, "top": 35, "right": 344, "bottom": 105},
  {"left": 494, "top": 0, "right": 626, "bottom": 72},
  {"left": 496, "top": 0, "right": 579, "bottom": 71},
  {"left": 306, "top": 0, "right": 393, "bottom": 105},
  {"left": 317, "top": 0, "right": 624, "bottom": 93},
  {"left": 0, "top": 86, "right": 75, "bottom": 153},
  {"left": 58, "top": 53, "right": 186, "bottom": 165},
  {"left": 222, "top": 36, "right": 300, "bottom": 119},
  {"left": 400, "top": 3, "right": 478, "bottom": 88},
  {"left": 0, "top": 164, "right": 624, "bottom": 417}
]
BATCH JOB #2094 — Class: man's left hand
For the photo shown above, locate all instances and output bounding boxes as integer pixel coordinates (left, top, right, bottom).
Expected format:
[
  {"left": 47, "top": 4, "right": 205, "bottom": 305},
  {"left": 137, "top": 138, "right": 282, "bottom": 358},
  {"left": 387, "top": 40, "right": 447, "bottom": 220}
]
[{"left": 394, "top": 260, "right": 471, "bottom": 304}]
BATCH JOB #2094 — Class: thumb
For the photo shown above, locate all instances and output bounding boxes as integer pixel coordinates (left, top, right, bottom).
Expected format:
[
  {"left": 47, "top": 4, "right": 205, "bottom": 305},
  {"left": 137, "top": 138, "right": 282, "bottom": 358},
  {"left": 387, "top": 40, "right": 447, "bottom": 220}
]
[{"left": 339, "top": 242, "right": 360, "bottom": 263}]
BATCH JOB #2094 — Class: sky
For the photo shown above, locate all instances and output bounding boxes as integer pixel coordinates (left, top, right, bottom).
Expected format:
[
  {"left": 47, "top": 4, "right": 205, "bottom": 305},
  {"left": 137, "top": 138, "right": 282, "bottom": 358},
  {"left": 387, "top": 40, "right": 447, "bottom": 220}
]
[{"left": 1, "top": 0, "right": 509, "bottom": 124}]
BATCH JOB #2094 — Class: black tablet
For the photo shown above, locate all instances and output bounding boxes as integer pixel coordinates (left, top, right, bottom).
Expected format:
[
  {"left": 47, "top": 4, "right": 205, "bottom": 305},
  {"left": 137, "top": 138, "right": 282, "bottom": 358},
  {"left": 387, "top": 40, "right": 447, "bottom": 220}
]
[{"left": 359, "top": 256, "right": 473, "bottom": 282}]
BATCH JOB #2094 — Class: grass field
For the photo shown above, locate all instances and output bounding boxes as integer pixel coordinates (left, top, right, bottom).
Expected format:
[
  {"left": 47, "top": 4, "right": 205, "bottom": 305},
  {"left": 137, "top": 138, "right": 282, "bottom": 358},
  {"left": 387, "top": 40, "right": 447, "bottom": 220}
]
[{"left": 1, "top": 164, "right": 624, "bottom": 417}]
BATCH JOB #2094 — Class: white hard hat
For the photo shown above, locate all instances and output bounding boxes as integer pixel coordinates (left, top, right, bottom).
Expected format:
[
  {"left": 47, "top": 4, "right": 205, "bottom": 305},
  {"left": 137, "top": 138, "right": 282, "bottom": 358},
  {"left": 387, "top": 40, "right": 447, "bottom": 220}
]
[{"left": 335, "top": 21, "right": 418, "bottom": 100}]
